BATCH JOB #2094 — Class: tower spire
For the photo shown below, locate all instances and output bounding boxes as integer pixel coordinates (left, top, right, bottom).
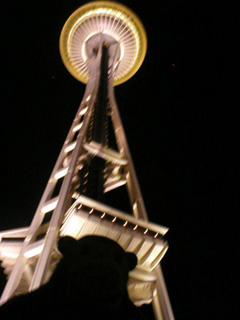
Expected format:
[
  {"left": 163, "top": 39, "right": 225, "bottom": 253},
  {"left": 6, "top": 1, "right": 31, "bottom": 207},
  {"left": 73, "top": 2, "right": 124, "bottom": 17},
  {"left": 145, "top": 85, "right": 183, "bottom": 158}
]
[{"left": 0, "top": 2, "right": 174, "bottom": 319}]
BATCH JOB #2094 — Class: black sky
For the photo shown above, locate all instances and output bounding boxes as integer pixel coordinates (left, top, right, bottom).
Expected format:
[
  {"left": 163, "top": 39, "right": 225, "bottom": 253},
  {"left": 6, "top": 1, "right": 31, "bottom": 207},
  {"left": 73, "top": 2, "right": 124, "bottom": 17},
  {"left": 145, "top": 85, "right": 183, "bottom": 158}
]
[{"left": 0, "top": 1, "right": 238, "bottom": 319}]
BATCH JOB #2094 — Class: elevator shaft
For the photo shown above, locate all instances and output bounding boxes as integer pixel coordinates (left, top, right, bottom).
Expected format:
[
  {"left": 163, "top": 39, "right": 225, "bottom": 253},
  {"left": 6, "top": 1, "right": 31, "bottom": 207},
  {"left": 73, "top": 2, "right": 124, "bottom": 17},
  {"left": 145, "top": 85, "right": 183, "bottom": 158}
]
[{"left": 80, "top": 43, "right": 110, "bottom": 201}]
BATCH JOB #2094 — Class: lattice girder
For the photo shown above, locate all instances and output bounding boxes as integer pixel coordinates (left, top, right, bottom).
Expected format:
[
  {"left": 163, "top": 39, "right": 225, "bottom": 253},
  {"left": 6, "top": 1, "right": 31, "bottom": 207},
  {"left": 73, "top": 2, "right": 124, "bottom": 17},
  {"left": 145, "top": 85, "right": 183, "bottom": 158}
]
[{"left": 1, "top": 3, "right": 175, "bottom": 320}]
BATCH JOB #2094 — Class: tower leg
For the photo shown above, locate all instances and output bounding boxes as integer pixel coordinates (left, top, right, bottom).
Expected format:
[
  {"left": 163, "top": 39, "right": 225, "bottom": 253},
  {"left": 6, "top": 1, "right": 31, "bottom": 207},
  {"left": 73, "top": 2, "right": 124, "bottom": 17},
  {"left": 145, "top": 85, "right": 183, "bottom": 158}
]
[
  {"left": 0, "top": 31, "right": 174, "bottom": 320},
  {"left": 152, "top": 265, "right": 175, "bottom": 320},
  {"left": 0, "top": 45, "right": 105, "bottom": 304},
  {"left": 107, "top": 51, "right": 175, "bottom": 320}
]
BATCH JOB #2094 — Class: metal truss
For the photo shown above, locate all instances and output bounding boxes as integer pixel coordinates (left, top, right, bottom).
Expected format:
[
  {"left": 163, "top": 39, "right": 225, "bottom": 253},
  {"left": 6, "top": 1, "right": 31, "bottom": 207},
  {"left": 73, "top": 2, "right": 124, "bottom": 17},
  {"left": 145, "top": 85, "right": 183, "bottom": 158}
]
[{"left": 0, "top": 37, "right": 175, "bottom": 320}]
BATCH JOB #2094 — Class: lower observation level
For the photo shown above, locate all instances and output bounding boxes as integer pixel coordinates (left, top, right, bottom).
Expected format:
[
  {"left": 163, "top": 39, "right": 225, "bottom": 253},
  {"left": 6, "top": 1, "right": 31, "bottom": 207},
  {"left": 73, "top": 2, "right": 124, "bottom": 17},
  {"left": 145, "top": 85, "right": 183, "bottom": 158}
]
[{"left": 60, "top": 1, "right": 147, "bottom": 85}]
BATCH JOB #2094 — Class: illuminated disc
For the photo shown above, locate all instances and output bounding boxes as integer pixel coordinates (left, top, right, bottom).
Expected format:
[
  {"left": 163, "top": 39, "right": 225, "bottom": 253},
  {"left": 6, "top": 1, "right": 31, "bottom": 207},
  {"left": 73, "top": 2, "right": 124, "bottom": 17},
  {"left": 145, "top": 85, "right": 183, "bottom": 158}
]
[{"left": 59, "top": 1, "right": 147, "bottom": 85}]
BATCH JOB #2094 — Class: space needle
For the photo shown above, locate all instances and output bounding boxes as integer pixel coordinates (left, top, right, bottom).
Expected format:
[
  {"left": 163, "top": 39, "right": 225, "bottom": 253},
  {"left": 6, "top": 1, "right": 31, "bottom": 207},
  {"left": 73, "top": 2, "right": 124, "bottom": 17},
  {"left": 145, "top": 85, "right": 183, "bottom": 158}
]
[{"left": 0, "top": 2, "right": 175, "bottom": 320}]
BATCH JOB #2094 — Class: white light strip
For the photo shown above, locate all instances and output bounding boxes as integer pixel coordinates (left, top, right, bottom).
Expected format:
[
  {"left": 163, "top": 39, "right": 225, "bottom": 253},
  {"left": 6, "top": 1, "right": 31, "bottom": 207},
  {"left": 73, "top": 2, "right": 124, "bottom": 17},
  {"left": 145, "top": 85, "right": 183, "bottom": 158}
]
[
  {"left": 54, "top": 167, "right": 68, "bottom": 180},
  {"left": 65, "top": 141, "right": 77, "bottom": 153},
  {"left": 41, "top": 198, "right": 58, "bottom": 214},
  {"left": 79, "top": 106, "right": 88, "bottom": 116},
  {"left": 84, "top": 141, "right": 127, "bottom": 165},
  {"left": 73, "top": 122, "right": 83, "bottom": 132},
  {"left": 0, "top": 250, "right": 19, "bottom": 259},
  {"left": 104, "top": 179, "right": 127, "bottom": 193},
  {"left": 24, "top": 243, "right": 44, "bottom": 258}
]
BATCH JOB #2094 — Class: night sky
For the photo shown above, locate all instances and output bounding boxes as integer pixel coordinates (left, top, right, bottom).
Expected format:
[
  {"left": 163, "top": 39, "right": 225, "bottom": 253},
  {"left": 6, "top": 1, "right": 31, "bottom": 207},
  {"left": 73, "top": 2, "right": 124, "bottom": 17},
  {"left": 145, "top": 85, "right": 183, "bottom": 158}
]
[{"left": 0, "top": 1, "right": 238, "bottom": 319}]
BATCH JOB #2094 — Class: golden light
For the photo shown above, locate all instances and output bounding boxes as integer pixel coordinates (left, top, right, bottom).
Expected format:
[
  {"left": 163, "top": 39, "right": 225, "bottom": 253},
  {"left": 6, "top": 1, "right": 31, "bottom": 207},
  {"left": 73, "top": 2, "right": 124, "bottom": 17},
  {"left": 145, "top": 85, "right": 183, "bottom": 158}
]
[{"left": 59, "top": 1, "right": 147, "bottom": 85}]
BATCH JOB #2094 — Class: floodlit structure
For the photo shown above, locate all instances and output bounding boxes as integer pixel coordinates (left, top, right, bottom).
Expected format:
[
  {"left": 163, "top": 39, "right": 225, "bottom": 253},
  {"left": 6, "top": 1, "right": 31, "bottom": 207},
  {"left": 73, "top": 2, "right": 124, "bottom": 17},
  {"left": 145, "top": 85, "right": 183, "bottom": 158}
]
[{"left": 0, "top": 2, "right": 174, "bottom": 319}]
